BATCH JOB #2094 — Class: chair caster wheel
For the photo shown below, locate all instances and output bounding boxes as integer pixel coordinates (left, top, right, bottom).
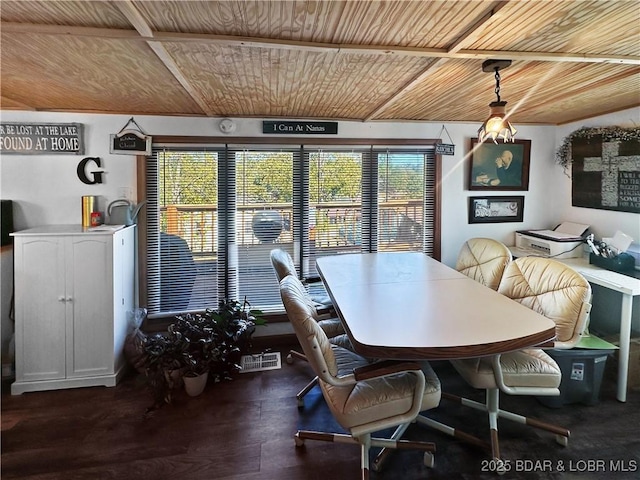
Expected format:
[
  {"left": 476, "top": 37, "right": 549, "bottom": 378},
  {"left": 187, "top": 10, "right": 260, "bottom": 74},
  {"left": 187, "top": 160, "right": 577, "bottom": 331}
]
[
  {"left": 556, "top": 434, "right": 569, "bottom": 447},
  {"left": 294, "top": 435, "right": 305, "bottom": 447},
  {"left": 286, "top": 354, "right": 294, "bottom": 365},
  {"left": 297, "top": 397, "right": 304, "bottom": 408},
  {"left": 423, "top": 452, "right": 435, "bottom": 468},
  {"left": 372, "top": 450, "right": 391, "bottom": 472}
]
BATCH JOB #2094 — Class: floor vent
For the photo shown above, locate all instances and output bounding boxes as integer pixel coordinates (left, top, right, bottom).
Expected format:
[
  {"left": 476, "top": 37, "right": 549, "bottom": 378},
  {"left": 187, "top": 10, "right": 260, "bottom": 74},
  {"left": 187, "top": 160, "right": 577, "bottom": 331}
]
[{"left": 240, "top": 352, "right": 282, "bottom": 373}]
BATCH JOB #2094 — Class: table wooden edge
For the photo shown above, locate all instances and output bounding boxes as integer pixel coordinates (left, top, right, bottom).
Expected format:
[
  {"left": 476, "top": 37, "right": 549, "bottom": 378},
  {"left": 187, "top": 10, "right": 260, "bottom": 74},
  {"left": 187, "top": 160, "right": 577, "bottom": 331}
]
[{"left": 345, "top": 327, "right": 557, "bottom": 360}]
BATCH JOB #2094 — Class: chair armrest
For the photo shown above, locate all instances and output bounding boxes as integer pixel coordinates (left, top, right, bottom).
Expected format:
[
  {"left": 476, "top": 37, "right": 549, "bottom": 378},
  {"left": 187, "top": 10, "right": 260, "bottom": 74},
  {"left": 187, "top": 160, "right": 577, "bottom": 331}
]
[
  {"left": 303, "top": 275, "right": 322, "bottom": 284},
  {"left": 315, "top": 305, "right": 334, "bottom": 317},
  {"left": 554, "top": 300, "right": 592, "bottom": 349},
  {"left": 353, "top": 360, "right": 422, "bottom": 381},
  {"left": 491, "top": 354, "right": 560, "bottom": 396}
]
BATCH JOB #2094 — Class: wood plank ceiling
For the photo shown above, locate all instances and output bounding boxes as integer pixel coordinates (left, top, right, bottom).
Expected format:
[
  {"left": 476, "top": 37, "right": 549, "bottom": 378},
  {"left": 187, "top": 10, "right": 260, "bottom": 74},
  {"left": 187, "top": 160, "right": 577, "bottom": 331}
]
[{"left": 1, "top": 0, "right": 639, "bottom": 125}]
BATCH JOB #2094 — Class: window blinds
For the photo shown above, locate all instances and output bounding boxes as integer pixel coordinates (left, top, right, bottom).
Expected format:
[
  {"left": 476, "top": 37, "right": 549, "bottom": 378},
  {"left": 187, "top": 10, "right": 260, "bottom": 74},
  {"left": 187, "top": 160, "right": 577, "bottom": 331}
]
[
  {"left": 146, "top": 148, "right": 221, "bottom": 315},
  {"left": 227, "top": 147, "right": 297, "bottom": 310},
  {"left": 376, "top": 149, "right": 435, "bottom": 253},
  {"left": 305, "top": 149, "right": 366, "bottom": 276},
  {"left": 146, "top": 143, "right": 435, "bottom": 317}
]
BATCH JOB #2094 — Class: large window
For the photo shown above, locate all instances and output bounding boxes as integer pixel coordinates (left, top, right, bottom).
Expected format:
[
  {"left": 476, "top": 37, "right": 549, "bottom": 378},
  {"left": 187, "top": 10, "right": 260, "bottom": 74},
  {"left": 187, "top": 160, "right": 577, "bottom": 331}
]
[
  {"left": 306, "top": 149, "right": 364, "bottom": 276},
  {"left": 144, "top": 142, "right": 438, "bottom": 317},
  {"left": 233, "top": 148, "right": 296, "bottom": 308},
  {"left": 146, "top": 149, "right": 220, "bottom": 314},
  {"left": 377, "top": 150, "right": 435, "bottom": 254}
]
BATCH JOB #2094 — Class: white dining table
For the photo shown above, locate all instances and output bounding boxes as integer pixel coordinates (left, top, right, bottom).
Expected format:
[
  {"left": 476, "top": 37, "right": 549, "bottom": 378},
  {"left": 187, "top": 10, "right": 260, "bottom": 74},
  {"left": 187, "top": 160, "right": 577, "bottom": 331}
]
[{"left": 316, "top": 252, "right": 557, "bottom": 360}]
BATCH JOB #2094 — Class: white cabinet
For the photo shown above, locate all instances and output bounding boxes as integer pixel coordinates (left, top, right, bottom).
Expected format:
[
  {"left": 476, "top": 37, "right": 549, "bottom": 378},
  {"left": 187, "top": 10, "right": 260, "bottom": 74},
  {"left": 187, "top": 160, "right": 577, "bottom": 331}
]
[{"left": 11, "top": 225, "right": 135, "bottom": 394}]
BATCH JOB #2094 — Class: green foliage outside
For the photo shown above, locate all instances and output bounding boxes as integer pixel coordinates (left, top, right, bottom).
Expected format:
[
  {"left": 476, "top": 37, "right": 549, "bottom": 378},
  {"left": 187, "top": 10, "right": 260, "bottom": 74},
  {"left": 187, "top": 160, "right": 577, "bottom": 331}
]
[
  {"left": 158, "top": 150, "right": 425, "bottom": 248},
  {"left": 378, "top": 153, "right": 424, "bottom": 201},
  {"left": 159, "top": 150, "right": 424, "bottom": 205},
  {"left": 236, "top": 151, "right": 293, "bottom": 203},
  {"left": 309, "top": 152, "right": 362, "bottom": 202},
  {"left": 159, "top": 151, "right": 218, "bottom": 205}
]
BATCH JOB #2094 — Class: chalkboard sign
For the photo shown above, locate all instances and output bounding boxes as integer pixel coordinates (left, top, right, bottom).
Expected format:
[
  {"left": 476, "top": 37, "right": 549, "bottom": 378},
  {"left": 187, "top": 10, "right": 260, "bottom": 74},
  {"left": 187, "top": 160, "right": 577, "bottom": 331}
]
[
  {"left": 571, "top": 135, "right": 640, "bottom": 213},
  {"left": 618, "top": 171, "right": 640, "bottom": 211},
  {"left": 435, "top": 143, "right": 455, "bottom": 155},
  {"left": 110, "top": 131, "right": 152, "bottom": 155},
  {"left": 0, "top": 122, "right": 84, "bottom": 154}
]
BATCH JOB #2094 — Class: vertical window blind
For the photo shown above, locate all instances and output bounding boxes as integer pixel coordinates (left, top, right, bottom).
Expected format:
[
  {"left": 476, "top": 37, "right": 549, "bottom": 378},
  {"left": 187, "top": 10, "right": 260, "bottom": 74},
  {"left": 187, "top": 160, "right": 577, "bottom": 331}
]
[
  {"left": 376, "top": 149, "right": 435, "bottom": 253},
  {"left": 230, "top": 147, "right": 297, "bottom": 308},
  {"left": 305, "top": 149, "right": 366, "bottom": 276},
  {"left": 145, "top": 143, "right": 436, "bottom": 317},
  {"left": 146, "top": 148, "right": 221, "bottom": 314}
]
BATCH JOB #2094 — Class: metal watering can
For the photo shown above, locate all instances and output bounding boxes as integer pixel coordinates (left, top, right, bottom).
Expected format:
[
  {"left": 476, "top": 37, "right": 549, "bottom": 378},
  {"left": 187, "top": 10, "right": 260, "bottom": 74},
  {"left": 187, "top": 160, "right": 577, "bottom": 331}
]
[{"left": 107, "top": 199, "right": 146, "bottom": 226}]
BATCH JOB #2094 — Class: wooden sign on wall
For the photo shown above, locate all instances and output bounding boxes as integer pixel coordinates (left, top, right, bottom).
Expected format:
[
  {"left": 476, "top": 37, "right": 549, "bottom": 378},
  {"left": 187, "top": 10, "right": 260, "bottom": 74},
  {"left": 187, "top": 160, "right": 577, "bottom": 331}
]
[
  {"left": 571, "top": 134, "right": 640, "bottom": 213},
  {"left": 0, "top": 122, "right": 85, "bottom": 154},
  {"left": 263, "top": 121, "right": 338, "bottom": 134}
]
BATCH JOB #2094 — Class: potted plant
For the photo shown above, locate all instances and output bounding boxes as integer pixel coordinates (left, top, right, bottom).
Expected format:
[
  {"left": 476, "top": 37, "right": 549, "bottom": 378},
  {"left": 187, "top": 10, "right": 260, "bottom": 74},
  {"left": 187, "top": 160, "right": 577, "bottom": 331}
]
[
  {"left": 168, "top": 313, "right": 217, "bottom": 396},
  {"left": 139, "top": 331, "right": 187, "bottom": 409},
  {"left": 137, "top": 297, "right": 264, "bottom": 406},
  {"left": 174, "top": 297, "right": 265, "bottom": 386}
]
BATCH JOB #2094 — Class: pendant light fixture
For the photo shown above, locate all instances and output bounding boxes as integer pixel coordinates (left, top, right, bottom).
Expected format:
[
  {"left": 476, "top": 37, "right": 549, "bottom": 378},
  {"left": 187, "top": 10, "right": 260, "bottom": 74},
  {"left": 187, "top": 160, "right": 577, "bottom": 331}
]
[{"left": 477, "top": 59, "right": 517, "bottom": 143}]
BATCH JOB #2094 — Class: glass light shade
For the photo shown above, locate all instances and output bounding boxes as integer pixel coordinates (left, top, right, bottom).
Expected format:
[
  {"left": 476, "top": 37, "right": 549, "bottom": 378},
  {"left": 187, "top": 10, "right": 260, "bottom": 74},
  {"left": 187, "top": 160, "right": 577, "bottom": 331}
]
[{"left": 477, "top": 101, "right": 517, "bottom": 143}]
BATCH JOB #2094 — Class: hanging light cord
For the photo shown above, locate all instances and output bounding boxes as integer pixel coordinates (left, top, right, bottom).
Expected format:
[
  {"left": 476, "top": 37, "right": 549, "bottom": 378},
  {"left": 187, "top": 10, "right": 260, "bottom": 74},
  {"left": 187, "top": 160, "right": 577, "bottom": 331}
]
[{"left": 494, "top": 67, "right": 501, "bottom": 103}]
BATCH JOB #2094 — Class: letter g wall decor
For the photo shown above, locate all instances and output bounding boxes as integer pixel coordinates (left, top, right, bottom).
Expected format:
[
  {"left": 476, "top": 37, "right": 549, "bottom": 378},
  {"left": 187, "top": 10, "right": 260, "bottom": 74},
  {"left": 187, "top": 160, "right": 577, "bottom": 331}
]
[{"left": 77, "top": 157, "right": 104, "bottom": 185}]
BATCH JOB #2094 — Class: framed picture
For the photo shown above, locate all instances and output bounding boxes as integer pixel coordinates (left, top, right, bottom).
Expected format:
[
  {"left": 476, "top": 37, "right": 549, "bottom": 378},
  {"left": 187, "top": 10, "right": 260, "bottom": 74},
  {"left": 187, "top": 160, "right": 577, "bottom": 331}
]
[
  {"left": 570, "top": 130, "right": 640, "bottom": 213},
  {"left": 468, "top": 138, "right": 531, "bottom": 190},
  {"left": 468, "top": 196, "right": 524, "bottom": 224}
]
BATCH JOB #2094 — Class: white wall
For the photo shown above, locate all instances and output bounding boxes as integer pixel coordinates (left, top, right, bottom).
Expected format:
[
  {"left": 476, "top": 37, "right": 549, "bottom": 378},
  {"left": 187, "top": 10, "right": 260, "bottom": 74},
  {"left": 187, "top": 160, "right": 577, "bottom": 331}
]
[
  {"left": 2, "top": 108, "right": 639, "bottom": 366},
  {"left": 1, "top": 108, "right": 638, "bottom": 261},
  {"left": 0, "top": 112, "right": 139, "bottom": 229},
  {"left": 0, "top": 110, "right": 564, "bottom": 266}
]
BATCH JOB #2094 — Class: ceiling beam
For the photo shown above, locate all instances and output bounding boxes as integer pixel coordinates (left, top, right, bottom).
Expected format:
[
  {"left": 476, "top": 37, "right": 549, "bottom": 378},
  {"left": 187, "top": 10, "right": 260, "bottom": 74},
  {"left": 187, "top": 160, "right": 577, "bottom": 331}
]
[
  {"left": 111, "top": 1, "right": 213, "bottom": 116},
  {"left": 453, "top": 49, "right": 639, "bottom": 65},
  {"left": 112, "top": 0, "right": 154, "bottom": 38},
  {"left": 146, "top": 41, "right": 217, "bottom": 116},
  {"left": 363, "top": 1, "right": 512, "bottom": 121},
  {"left": 0, "top": 22, "right": 142, "bottom": 40},
  {"left": 2, "top": 22, "right": 638, "bottom": 66},
  {"left": 514, "top": 67, "right": 640, "bottom": 117}
]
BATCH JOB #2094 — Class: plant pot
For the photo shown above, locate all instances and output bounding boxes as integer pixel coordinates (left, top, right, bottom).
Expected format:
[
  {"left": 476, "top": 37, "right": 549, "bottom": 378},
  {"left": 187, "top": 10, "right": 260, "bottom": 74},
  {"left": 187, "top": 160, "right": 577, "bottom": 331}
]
[
  {"left": 166, "top": 367, "right": 186, "bottom": 389},
  {"left": 183, "top": 371, "right": 209, "bottom": 397}
]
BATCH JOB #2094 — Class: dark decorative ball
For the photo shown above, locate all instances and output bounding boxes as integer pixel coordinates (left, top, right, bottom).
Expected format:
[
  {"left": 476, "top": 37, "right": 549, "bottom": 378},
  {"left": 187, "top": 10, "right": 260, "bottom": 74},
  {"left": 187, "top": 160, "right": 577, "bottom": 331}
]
[{"left": 252, "top": 211, "right": 283, "bottom": 243}]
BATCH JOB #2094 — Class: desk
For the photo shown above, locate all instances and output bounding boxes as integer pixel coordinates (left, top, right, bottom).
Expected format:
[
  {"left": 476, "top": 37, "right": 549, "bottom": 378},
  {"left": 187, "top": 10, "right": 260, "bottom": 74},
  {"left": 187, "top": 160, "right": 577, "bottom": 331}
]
[
  {"left": 510, "top": 248, "right": 640, "bottom": 402},
  {"left": 316, "top": 252, "right": 556, "bottom": 361}
]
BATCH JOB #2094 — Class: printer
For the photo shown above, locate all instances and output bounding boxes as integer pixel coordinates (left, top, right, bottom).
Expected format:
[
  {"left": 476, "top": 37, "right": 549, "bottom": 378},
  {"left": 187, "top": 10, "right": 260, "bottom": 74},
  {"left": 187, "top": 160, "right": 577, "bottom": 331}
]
[{"left": 514, "top": 222, "right": 589, "bottom": 259}]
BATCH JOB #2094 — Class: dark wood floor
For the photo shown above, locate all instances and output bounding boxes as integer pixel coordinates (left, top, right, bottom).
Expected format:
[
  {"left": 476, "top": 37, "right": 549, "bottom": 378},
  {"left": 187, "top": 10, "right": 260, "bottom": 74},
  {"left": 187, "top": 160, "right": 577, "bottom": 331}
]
[{"left": 2, "top": 343, "right": 639, "bottom": 480}]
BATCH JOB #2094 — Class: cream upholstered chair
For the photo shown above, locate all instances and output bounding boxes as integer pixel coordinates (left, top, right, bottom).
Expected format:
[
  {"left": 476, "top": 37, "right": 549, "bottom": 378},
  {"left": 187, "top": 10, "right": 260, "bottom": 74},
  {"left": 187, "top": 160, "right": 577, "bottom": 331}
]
[
  {"left": 448, "top": 257, "right": 592, "bottom": 466},
  {"left": 270, "top": 248, "right": 344, "bottom": 336},
  {"left": 270, "top": 248, "right": 333, "bottom": 308},
  {"left": 280, "top": 274, "right": 441, "bottom": 478},
  {"left": 270, "top": 249, "right": 350, "bottom": 406},
  {"left": 455, "top": 237, "right": 512, "bottom": 290}
]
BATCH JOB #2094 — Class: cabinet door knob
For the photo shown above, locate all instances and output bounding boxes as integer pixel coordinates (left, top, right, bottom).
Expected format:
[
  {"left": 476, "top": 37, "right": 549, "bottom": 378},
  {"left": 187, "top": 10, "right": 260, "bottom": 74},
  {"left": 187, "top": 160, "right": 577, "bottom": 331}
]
[
  {"left": 66, "top": 296, "right": 73, "bottom": 302},
  {"left": 58, "top": 296, "right": 65, "bottom": 302}
]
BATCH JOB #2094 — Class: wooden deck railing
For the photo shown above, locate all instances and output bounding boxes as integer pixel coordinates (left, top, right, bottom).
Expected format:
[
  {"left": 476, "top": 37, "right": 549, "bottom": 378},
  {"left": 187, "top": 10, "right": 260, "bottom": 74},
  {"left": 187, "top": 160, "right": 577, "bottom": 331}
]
[{"left": 161, "top": 199, "right": 423, "bottom": 257}]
